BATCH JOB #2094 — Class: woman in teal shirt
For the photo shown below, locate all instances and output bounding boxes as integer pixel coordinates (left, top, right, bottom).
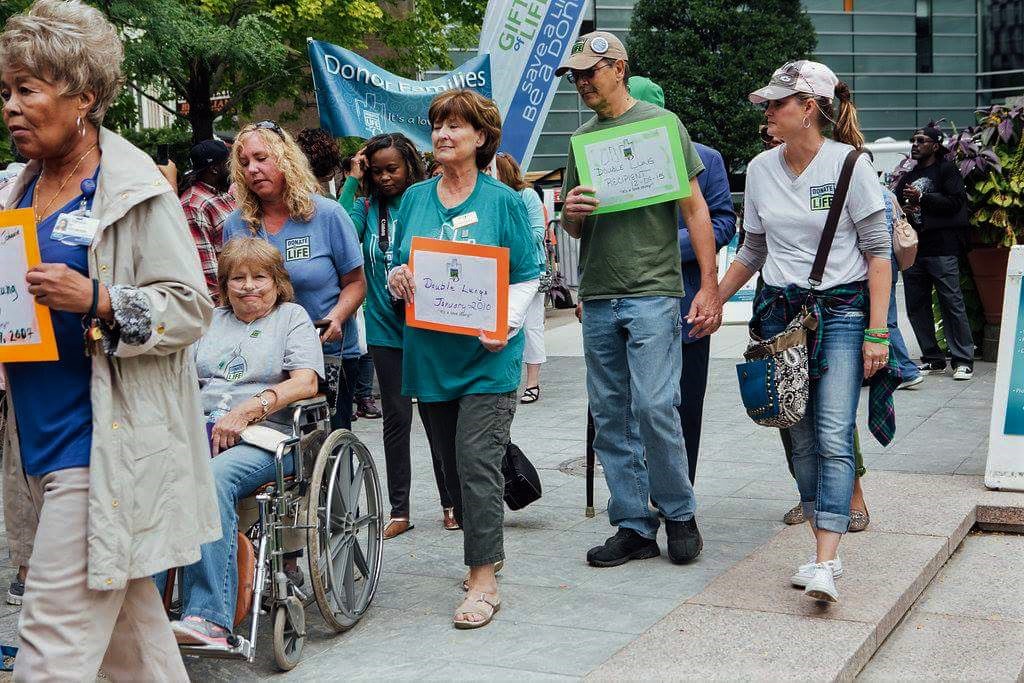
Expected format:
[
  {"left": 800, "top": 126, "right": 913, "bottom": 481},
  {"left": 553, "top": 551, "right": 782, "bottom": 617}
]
[
  {"left": 339, "top": 132, "right": 455, "bottom": 539},
  {"left": 388, "top": 90, "right": 540, "bottom": 630}
]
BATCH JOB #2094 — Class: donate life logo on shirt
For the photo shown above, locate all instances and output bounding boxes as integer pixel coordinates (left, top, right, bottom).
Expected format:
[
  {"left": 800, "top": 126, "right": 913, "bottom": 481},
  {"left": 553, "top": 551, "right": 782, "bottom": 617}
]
[
  {"left": 809, "top": 183, "right": 836, "bottom": 211},
  {"left": 308, "top": 40, "right": 491, "bottom": 153}
]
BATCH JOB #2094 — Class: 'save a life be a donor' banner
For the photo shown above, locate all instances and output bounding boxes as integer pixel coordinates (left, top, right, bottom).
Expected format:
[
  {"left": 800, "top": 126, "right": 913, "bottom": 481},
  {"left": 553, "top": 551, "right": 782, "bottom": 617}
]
[
  {"left": 478, "top": 0, "right": 589, "bottom": 168},
  {"left": 308, "top": 40, "right": 491, "bottom": 152}
]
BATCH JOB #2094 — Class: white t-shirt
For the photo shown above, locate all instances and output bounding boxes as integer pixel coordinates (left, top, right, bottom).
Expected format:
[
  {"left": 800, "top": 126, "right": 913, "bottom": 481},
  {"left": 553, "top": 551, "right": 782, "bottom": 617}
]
[{"left": 743, "top": 139, "right": 885, "bottom": 290}]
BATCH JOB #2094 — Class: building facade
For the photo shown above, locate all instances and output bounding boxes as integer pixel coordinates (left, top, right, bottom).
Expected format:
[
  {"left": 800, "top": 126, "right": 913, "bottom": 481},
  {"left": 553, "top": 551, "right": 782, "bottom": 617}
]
[{"left": 523, "top": 0, "right": 1024, "bottom": 172}]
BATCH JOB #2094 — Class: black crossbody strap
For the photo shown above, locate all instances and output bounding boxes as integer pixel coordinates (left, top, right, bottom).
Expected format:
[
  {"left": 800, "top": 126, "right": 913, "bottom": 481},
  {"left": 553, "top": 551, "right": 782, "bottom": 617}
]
[{"left": 808, "top": 148, "right": 864, "bottom": 288}]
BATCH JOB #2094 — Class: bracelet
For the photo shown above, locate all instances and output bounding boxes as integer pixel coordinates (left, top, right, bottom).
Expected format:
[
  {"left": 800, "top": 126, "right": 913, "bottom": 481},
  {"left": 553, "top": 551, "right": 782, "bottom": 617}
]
[{"left": 88, "top": 278, "right": 99, "bottom": 320}]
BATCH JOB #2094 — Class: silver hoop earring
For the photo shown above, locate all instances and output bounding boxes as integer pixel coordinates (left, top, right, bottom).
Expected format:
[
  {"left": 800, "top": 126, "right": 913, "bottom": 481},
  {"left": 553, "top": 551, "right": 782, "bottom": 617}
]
[
  {"left": 77, "top": 115, "right": 86, "bottom": 137},
  {"left": 802, "top": 116, "right": 811, "bottom": 129}
]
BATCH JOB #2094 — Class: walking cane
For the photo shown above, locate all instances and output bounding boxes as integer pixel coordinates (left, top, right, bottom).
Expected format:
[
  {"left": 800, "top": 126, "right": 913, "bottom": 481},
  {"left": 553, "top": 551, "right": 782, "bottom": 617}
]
[{"left": 585, "top": 406, "right": 595, "bottom": 518}]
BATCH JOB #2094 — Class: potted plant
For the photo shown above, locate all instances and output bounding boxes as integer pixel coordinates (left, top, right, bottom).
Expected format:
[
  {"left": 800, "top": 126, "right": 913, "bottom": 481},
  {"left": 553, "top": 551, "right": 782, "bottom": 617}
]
[{"left": 945, "top": 105, "right": 1024, "bottom": 325}]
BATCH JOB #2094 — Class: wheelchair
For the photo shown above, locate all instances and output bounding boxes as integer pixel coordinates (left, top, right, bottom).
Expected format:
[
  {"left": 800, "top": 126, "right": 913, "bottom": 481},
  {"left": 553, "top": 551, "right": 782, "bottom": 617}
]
[{"left": 163, "top": 395, "right": 384, "bottom": 670}]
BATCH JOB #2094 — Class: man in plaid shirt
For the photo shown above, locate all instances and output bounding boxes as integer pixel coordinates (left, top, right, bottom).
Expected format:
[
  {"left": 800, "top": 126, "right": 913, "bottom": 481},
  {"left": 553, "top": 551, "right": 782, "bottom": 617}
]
[{"left": 180, "top": 140, "right": 236, "bottom": 304}]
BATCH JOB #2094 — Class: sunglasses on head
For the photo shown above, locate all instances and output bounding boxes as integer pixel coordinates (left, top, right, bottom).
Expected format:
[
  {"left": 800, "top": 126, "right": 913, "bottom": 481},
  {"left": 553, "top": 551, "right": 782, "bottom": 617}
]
[
  {"left": 250, "top": 120, "right": 285, "bottom": 138},
  {"left": 566, "top": 61, "right": 613, "bottom": 84},
  {"left": 910, "top": 135, "right": 934, "bottom": 144}
]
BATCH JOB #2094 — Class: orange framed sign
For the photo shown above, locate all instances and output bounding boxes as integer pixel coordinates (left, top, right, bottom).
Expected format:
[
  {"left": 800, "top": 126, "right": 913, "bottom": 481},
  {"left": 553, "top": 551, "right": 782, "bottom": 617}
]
[
  {"left": 406, "top": 236, "right": 510, "bottom": 340},
  {"left": 0, "top": 208, "right": 58, "bottom": 363}
]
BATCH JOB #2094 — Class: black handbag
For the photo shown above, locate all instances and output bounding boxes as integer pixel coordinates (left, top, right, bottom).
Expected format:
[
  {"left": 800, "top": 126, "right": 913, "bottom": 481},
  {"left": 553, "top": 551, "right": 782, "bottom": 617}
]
[{"left": 502, "top": 442, "right": 542, "bottom": 510}]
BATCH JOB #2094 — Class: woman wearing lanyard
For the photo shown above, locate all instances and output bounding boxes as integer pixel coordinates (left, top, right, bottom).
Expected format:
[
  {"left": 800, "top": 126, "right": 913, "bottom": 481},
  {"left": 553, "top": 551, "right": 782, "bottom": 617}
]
[
  {"left": 388, "top": 89, "right": 540, "bottom": 629},
  {"left": 339, "top": 132, "right": 456, "bottom": 538},
  {"left": 222, "top": 121, "right": 366, "bottom": 430},
  {"left": 1, "top": 0, "right": 217, "bottom": 676},
  {"left": 718, "top": 61, "right": 892, "bottom": 605}
]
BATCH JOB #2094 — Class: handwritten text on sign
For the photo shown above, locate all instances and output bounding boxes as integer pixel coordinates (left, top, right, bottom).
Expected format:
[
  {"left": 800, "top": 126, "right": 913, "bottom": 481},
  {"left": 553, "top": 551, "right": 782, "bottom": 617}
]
[
  {"left": 572, "top": 114, "right": 690, "bottom": 215},
  {"left": 407, "top": 237, "right": 510, "bottom": 339},
  {"left": 0, "top": 209, "right": 58, "bottom": 362}
]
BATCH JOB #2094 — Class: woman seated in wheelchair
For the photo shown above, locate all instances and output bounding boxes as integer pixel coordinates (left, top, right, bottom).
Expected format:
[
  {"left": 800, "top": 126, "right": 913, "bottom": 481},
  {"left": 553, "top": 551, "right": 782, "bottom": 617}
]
[{"left": 168, "top": 236, "right": 324, "bottom": 647}]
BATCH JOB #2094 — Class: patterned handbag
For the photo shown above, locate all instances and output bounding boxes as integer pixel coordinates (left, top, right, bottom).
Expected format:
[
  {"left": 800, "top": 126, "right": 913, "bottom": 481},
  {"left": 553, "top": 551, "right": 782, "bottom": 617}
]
[{"left": 735, "top": 149, "right": 863, "bottom": 428}]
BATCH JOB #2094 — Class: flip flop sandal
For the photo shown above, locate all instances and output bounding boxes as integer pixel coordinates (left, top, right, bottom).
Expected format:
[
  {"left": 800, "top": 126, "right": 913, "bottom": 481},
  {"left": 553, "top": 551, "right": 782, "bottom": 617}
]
[
  {"left": 461, "top": 559, "right": 504, "bottom": 591},
  {"left": 383, "top": 518, "right": 414, "bottom": 539},
  {"left": 453, "top": 591, "right": 501, "bottom": 629},
  {"left": 520, "top": 386, "right": 540, "bottom": 404},
  {"left": 443, "top": 507, "right": 461, "bottom": 531}
]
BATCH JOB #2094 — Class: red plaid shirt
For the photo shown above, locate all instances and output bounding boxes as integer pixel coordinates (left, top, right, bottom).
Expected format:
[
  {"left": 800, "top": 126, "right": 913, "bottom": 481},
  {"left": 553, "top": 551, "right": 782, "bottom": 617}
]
[{"left": 180, "top": 181, "right": 236, "bottom": 305}]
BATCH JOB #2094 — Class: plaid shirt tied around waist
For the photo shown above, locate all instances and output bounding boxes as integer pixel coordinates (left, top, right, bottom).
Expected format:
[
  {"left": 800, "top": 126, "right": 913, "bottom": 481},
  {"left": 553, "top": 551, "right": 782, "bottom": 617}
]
[{"left": 752, "top": 281, "right": 902, "bottom": 446}]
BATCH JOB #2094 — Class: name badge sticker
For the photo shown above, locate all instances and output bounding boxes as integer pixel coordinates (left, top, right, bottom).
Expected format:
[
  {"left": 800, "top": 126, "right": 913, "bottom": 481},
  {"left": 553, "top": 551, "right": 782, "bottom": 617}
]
[
  {"left": 451, "top": 212, "right": 478, "bottom": 230},
  {"left": 51, "top": 212, "right": 100, "bottom": 246}
]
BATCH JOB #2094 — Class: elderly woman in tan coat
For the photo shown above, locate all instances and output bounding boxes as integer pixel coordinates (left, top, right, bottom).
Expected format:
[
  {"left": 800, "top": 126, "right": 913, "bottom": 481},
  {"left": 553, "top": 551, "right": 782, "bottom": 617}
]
[{"left": 0, "top": 1, "right": 218, "bottom": 679}]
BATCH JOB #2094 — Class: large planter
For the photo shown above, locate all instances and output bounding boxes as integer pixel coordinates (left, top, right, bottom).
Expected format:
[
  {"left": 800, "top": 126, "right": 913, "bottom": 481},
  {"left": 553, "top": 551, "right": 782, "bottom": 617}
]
[{"left": 967, "top": 246, "right": 1011, "bottom": 325}]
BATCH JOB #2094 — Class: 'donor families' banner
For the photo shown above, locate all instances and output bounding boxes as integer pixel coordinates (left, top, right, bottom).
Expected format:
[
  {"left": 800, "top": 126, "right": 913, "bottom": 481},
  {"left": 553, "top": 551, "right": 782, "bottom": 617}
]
[
  {"left": 406, "top": 237, "right": 509, "bottom": 340},
  {"left": 986, "top": 245, "right": 1024, "bottom": 491},
  {"left": 308, "top": 40, "right": 492, "bottom": 152},
  {"left": 478, "top": 0, "right": 590, "bottom": 167},
  {"left": 571, "top": 114, "right": 690, "bottom": 214},
  {"left": 0, "top": 208, "right": 58, "bottom": 363}
]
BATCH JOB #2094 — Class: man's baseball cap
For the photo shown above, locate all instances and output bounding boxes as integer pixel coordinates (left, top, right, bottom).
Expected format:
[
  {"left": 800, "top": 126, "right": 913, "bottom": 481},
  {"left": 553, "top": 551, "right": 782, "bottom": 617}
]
[
  {"left": 555, "top": 31, "right": 628, "bottom": 77},
  {"left": 748, "top": 60, "right": 839, "bottom": 104},
  {"left": 190, "top": 139, "right": 229, "bottom": 174}
]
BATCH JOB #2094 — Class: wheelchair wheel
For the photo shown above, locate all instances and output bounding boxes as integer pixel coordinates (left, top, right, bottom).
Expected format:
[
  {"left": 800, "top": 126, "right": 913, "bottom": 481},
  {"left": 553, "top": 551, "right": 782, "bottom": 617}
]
[
  {"left": 307, "top": 430, "right": 383, "bottom": 632},
  {"left": 272, "top": 601, "right": 305, "bottom": 671}
]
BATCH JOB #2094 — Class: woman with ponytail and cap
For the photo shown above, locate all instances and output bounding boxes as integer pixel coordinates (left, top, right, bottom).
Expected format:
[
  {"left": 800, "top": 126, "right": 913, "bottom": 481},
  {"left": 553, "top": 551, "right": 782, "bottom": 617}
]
[{"left": 718, "top": 60, "right": 896, "bottom": 605}]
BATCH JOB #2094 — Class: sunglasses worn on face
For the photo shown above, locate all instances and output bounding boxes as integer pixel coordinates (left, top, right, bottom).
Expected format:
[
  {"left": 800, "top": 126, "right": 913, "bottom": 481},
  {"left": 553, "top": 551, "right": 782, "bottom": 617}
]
[
  {"left": 567, "top": 62, "right": 613, "bottom": 84},
  {"left": 910, "top": 135, "right": 934, "bottom": 144}
]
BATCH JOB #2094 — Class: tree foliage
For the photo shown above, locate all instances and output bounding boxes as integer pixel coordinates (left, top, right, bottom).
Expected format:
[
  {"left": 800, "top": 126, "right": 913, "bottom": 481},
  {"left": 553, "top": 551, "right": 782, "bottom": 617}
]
[
  {"left": 0, "top": 0, "right": 487, "bottom": 148},
  {"left": 628, "top": 0, "right": 817, "bottom": 173}
]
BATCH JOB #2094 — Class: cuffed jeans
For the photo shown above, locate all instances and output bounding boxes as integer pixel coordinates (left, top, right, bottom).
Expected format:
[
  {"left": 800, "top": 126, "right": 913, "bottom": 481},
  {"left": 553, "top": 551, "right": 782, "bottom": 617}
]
[
  {"left": 370, "top": 344, "right": 453, "bottom": 518},
  {"left": 582, "top": 296, "right": 695, "bottom": 539},
  {"left": 888, "top": 259, "right": 920, "bottom": 380},
  {"left": 760, "top": 300, "right": 863, "bottom": 534},
  {"left": 903, "top": 255, "right": 974, "bottom": 368},
  {"left": 176, "top": 443, "right": 294, "bottom": 630},
  {"left": 418, "top": 392, "right": 516, "bottom": 566}
]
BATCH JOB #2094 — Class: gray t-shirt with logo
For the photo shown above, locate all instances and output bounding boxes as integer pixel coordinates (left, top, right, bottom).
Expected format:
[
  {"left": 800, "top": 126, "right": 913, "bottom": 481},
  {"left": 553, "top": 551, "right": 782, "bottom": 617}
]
[
  {"left": 195, "top": 303, "right": 325, "bottom": 425},
  {"left": 743, "top": 138, "right": 885, "bottom": 290}
]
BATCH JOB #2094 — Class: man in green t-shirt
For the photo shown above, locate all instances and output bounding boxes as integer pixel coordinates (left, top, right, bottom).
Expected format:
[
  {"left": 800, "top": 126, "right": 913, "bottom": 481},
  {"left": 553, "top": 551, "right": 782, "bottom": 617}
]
[{"left": 557, "top": 31, "right": 722, "bottom": 568}]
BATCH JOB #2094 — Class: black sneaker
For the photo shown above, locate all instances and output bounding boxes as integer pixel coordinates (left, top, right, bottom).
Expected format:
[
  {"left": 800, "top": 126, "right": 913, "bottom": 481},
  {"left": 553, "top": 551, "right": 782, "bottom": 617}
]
[
  {"left": 665, "top": 518, "right": 703, "bottom": 564},
  {"left": 916, "top": 361, "right": 946, "bottom": 376},
  {"left": 586, "top": 528, "right": 660, "bottom": 567},
  {"left": 7, "top": 579, "right": 24, "bottom": 606}
]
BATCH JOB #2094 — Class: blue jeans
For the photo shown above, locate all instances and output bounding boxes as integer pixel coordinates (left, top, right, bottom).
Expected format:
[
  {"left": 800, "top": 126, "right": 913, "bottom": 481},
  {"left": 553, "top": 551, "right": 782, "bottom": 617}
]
[
  {"left": 888, "top": 260, "right": 920, "bottom": 380},
  {"left": 760, "top": 300, "right": 863, "bottom": 534},
  {"left": 582, "top": 296, "right": 694, "bottom": 539},
  {"left": 171, "top": 443, "right": 294, "bottom": 630}
]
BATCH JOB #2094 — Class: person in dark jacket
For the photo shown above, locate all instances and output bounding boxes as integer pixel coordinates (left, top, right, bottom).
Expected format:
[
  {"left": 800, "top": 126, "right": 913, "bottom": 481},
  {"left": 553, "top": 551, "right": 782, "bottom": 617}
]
[
  {"left": 628, "top": 77, "right": 737, "bottom": 483},
  {"left": 894, "top": 126, "right": 974, "bottom": 380}
]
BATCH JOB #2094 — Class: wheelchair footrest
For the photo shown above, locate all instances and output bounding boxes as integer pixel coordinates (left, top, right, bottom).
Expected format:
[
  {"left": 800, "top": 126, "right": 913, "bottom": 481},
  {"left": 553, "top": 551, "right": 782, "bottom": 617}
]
[{"left": 179, "top": 637, "right": 253, "bottom": 661}]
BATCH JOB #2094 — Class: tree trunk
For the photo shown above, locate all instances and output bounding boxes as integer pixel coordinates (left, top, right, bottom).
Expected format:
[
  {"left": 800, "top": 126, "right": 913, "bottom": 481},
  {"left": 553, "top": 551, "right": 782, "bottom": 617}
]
[{"left": 187, "top": 60, "right": 215, "bottom": 144}]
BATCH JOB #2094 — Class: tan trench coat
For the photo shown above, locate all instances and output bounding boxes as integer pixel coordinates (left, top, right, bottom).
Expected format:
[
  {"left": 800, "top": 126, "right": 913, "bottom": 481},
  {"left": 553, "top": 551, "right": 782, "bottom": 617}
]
[{"left": 2, "top": 128, "right": 220, "bottom": 591}]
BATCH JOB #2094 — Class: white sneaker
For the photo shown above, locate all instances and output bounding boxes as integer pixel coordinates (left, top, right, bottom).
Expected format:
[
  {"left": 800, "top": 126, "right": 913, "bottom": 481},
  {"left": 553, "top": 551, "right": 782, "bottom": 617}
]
[
  {"left": 898, "top": 375, "right": 924, "bottom": 390},
  {"left": 791, "top": 556, "right": 843, "bottom": 587},
  {"left": 803, "top": 563, "right": 840, "bottom": 603},
  {"left": 952, "top": 366, "right": 974, "bottom": 381}
]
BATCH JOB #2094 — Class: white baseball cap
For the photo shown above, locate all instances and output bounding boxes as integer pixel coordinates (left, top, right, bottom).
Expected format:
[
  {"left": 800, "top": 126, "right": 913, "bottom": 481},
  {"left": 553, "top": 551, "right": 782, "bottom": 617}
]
[{"left": 749, "top": 60, "right": 839, "bottom": 103}]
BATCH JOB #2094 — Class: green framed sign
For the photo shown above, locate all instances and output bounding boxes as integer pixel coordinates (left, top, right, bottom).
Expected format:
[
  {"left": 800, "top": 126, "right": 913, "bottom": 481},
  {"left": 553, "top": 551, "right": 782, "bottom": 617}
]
[{"left": 571, "top": 114, "right": 690, "bottom": 215}]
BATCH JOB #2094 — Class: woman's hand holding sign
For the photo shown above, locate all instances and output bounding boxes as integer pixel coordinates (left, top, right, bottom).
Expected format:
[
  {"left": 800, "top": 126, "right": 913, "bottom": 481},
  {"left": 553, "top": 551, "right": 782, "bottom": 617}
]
[{"left": 388, "top": 264, "right": 416, "bottom": 302}]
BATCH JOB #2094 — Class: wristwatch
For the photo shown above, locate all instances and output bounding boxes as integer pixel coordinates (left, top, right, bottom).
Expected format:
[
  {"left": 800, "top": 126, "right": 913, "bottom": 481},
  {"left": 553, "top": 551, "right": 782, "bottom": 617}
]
[{"left": 255, "top": 390, "right": 273, "bottom": 416}]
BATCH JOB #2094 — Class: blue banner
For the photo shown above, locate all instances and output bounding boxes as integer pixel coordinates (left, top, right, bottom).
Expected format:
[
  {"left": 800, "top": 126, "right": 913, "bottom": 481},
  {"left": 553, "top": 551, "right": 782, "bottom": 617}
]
[{"left": 308, "top": 40, "right": 492, "bottom": 151}]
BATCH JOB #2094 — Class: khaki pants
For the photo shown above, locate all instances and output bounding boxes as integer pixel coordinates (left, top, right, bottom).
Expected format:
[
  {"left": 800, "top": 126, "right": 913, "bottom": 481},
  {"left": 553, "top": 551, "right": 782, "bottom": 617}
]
[{"left": 15, "top": 467, "right": 187, "bottom": 682}]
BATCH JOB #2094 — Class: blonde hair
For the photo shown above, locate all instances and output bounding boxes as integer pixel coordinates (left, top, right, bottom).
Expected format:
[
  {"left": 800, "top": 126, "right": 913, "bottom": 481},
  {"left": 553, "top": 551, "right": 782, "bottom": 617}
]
[
  {"left": 800, "top": 80, "right": 865, "bottom": 149},
  {"left": 230, "top": 124, "right": 319, "bottom": 232},
  {"left": 217, "top": 237, "right": 295, "bottom": 307},
  {"left": 0, "top": 0, "right": 125, "bottom": 126}
]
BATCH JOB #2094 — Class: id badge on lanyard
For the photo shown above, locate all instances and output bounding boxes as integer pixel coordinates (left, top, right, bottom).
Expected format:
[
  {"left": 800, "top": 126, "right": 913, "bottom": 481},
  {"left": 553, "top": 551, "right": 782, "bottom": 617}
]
[
  {"left": 377, "top": 200, "right": 393, "bottom": 270},
  {"left": 51, "top": 178, "right": 99, "bottom": 247}
]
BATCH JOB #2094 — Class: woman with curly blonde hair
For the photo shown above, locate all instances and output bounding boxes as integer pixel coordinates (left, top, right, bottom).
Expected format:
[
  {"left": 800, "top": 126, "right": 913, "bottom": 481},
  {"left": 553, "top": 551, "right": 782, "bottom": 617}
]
[{"left": 223, "top": 120, "right": 366, "bottom": 430}]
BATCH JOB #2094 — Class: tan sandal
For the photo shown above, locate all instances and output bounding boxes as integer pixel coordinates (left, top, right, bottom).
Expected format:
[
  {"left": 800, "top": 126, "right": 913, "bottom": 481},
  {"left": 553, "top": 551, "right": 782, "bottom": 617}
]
[
  {"left": 461, "top": 559, "right": 504, "bottom": 591},
  {"left": 453, "top": 591, "right": 501, "bottom": 629}
]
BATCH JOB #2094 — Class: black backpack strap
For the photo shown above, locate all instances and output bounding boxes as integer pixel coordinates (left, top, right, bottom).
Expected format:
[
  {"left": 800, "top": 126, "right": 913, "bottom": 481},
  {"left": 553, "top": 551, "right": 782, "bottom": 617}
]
[{"left": 808, "top": 148, "right": 864, "bottom": 288}]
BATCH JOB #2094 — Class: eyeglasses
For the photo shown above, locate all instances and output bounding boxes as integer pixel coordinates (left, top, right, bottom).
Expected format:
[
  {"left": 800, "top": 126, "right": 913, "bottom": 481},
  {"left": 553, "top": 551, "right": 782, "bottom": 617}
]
[
  {"left": 566, "top": 62, "right": 613, "bottom": 84},
  {"left": 249, "top": 120, "right": 285, "bottom": 138}
]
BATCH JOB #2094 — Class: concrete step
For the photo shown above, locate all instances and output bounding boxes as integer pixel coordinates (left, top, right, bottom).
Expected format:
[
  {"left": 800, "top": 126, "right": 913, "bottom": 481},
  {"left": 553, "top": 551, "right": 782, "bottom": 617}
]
[{"left": 586, "top": 471, "right": 1024, "bottom": 681}]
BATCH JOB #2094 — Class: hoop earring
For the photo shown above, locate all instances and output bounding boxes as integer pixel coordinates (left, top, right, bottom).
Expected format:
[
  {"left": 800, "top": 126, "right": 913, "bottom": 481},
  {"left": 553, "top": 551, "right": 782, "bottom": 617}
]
[
  {"left": 802, "top": 116, "right": 811, "bottom": 129},
  {"left": 77, "top": 115, "right": 86, "bottom": 137}
]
